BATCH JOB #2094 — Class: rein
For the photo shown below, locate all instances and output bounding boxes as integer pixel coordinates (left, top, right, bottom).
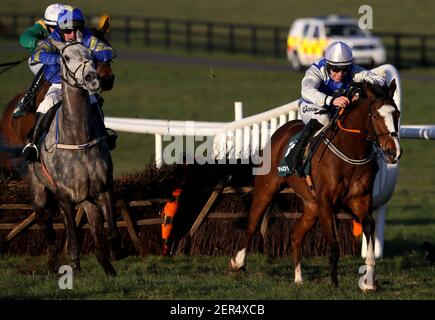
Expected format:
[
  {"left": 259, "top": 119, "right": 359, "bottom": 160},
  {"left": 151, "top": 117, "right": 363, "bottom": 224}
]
[
  {"left": 322, "top": 137, "right": 374, "bottom": 165},
  {"left": 336, "top": 107, "right": 362, "bottom": 134},
  {"left": 0, "top": 57, "right": 27, "bottom": 74},
  {"left": 325, "top": 90, "right": 399, "bottom": 165}
]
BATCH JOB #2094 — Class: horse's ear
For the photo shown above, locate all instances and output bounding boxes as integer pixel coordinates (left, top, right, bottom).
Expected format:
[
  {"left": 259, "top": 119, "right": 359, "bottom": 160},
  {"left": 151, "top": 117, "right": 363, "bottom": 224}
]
[
  {"left": 388, "top": 79, "right": 397, "bottom": 99},
  {"left": 363, "top": 81, "right": 376, "bottom": 100},
  {"left": 50, "top": 39, "right": 65, "bottom": 52}
]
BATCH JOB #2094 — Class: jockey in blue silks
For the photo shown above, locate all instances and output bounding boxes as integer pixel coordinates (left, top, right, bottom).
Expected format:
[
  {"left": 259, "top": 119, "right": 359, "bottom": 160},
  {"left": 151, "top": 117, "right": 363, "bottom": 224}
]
[
  {"left": 285, "top": 41, "right": 386, "bottom": 174},
  {"left": 22, "top": 5, "right": 116, "bottom": 163}
]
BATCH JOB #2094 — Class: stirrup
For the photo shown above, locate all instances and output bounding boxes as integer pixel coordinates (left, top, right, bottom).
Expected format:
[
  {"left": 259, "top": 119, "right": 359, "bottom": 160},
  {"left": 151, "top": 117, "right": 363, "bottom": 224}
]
[{"left": 21, "top": 143, "right": 39, "bottom": 163}]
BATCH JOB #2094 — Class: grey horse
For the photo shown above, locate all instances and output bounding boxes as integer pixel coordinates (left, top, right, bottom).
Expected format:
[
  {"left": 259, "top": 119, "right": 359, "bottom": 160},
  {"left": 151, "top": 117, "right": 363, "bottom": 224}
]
[{"left": 28, "top": 39, "right": 123, "bottom": 276}]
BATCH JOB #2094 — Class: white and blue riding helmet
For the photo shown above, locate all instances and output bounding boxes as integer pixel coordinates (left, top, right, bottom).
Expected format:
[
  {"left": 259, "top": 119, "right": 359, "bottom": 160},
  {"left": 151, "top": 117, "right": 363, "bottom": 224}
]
[
  {"left": 44, "top": 3, "right": 65, "bottom": 27},
  {"left": 57, "top": 5, "right": 85, "bottom": 31},
  {"left": 325, "top": 41, "right": 353, "bottom": 66}
]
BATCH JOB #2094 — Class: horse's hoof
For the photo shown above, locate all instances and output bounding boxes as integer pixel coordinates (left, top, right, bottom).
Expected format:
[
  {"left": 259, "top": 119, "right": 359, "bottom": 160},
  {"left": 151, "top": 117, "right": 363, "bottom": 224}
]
[
  {"left": 229, "top": 259, "right": 245, "bottom": 271},
  {"left": 295, "top": 280, "right": 304, "bottom": 286},
  {"left": 359, "top": 279, "right": 379, "bottom": 292},
  {"left": 71, "top": 260, "right": 81, "bottom": 273},
  {"left": 47, "top": 260, "right": 58, "bottom": 275},
  {"left": 104, "top": 266, "right": 117, "bottom": 277},
  {"left": 111, "top": 248, "right": 130, "bottom": 261}
]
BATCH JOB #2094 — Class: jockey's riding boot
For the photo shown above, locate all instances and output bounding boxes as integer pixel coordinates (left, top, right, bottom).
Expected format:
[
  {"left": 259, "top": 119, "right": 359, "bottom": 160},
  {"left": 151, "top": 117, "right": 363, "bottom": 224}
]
[
  {"left": 21, "top": 106, "right": 59, "bottom": 163},
  {"left": 13, "top": 68, "right": 45, "bottom": 118},
  {"left": 21, "top": 112, "right": 45, "bottom": 163},
  {"left": 105, "top": 128, "right": 118, "bottom": 151},
  {"left": 285, "top": 119, "right": 323, "bottom": 175}
]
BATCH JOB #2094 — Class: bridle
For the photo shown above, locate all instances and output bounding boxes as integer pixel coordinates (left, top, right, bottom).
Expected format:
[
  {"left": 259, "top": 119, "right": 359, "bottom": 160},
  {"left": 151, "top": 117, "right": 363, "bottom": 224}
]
[
  {"left": 365, "top": 97, "right": 400, "bottom": 157},
  {"left": 321, "top": 85, "right": 400, "bottom": 165},
  {"left": 59, "top": 41, "right": 94, "bottom": 89}
]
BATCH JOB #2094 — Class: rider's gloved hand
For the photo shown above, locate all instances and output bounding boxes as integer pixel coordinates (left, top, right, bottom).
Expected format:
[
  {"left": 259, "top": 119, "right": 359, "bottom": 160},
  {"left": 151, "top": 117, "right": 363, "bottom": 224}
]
[
  {"left": 368, "top": 76, "right": 385, "bottom": 87},
  {"left": 330, "top": 96, "right": 350, "bottom": 108}
]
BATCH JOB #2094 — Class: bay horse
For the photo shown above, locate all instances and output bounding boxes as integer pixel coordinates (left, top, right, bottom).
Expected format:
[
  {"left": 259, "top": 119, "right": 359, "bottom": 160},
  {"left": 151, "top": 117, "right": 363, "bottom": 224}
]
[
  {"left": 230, "top": 80, "right": 402, "bottom": 290},
  {"left": 29, "top": 38, "right": 121, "bottom": 275}
]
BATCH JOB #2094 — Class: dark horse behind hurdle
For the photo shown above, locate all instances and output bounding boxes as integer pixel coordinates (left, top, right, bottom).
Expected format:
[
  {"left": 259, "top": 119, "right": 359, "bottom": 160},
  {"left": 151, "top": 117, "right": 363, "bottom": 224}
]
[
  {"left": 28, "top": 38, "right": 123, "bottom": 276},
  {"left": 230, "top": 80, "right": 402, "bottom": 291}
]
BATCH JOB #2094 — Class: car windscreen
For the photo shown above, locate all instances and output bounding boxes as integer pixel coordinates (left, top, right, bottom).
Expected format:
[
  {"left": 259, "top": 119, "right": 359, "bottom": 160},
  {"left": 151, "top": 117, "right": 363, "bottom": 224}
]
[{"left": 325, "top": 23, "right": 368, "bottom": 37}]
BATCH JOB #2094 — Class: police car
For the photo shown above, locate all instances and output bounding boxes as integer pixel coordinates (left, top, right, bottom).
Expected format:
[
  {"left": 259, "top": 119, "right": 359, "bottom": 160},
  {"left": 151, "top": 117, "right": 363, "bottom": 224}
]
[{"left": 287, "top": 15, "right": 386, "bottom": 71}]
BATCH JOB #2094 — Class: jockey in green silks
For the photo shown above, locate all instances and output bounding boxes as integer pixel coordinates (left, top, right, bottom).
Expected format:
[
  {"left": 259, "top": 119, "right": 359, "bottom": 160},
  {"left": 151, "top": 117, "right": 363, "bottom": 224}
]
[{"left": 13, "top": 4, "right": 65, "bottom": 118}]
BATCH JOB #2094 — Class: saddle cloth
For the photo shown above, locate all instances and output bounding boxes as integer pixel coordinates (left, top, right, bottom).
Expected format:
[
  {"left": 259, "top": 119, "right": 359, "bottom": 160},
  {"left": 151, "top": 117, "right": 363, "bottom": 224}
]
[{"left": 277, "top": 132, "right": 319, "bottom": 177}]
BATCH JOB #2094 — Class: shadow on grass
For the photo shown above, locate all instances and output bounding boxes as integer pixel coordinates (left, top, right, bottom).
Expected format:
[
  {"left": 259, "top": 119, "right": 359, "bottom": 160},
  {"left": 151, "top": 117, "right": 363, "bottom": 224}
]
[
  {"left": 384, "top": 237, "right": 428, "bottom": 257},
  {"left": 387, "top": 218, "right": 435, "bottom": 226}
]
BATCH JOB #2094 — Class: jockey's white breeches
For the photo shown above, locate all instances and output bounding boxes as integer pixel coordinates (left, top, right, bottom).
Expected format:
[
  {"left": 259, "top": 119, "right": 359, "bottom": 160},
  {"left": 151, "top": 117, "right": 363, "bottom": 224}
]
[
  {"left": 37, "top": 82, "right": 98, "bottom": 114},
  {"left": 299, "top": 99, "right": 330, "bottom": 128},
  {"left": 37, "top": 83, "right": 62, "bottom": 114},
  {"left": 28, "top": 58, "right": 43, "bottom": 75}
]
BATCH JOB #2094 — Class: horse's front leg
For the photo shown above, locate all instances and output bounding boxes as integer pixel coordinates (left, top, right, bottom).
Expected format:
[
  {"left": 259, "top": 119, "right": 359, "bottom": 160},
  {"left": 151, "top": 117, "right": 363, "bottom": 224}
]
[
  {"left": 58, "top": 196, "right": 81, "bottom": 272},
  {"left": 97, "top": 191, "right": 127, "bottom": 260},
  {"left": 348, "top": 195, "right": 378, "bottom": 291},
  {"left": 81, "top": 201, "right": 116, "bottom": 276},
  {"left": 291, "top": 200, "right": 319, "bottom": 284},
  {"left": 317, "top": 194, "right": 340, "bottom": 287}
]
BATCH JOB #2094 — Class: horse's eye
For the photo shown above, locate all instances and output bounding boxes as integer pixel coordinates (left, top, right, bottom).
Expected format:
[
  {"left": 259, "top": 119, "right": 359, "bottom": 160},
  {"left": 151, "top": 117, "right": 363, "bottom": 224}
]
[
  {"left": 65, "top": 55, "right": 70, "bottom": 62},
  {"left": 373, "top": 112, "right": 380, "bottom": 120}
]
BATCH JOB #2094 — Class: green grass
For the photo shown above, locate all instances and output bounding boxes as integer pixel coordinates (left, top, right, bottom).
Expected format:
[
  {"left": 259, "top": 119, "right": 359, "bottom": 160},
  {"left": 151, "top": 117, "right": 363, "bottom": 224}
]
[{"left": 0, "top": 253, "right": 434, "bottom": 299}]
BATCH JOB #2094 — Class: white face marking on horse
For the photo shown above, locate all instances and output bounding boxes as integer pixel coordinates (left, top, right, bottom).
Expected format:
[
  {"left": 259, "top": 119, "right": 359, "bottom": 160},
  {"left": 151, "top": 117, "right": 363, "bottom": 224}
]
[{"left": 378, "top": 104, "right": 401, "bottom": 161}]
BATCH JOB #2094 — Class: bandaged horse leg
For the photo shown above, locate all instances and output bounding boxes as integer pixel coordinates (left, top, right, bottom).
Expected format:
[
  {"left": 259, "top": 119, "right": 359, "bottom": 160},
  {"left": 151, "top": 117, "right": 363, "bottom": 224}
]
[
  {"left": 230, "top": 172, "right": 279, "bottom": 270},
  {"left": 348, "top": 195, "right": 378, "bottom": 291},
  {"left": 360, "top": 216, "right": 378, "bottom": 291},
  {"left": 291, "top": 200, "right": 319, "bottom": 284}
]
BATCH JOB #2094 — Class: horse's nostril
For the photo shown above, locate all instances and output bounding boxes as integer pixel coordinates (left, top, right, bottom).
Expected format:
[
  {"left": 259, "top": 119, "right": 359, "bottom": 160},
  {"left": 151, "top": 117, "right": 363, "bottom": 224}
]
[{"left": 85, "top": 74, "right": 94, "bottom": 82}]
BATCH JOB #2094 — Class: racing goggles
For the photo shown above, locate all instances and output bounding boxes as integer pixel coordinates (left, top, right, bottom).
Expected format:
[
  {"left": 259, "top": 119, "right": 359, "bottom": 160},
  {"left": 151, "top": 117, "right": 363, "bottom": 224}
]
[
  {"left": 329, "top": 65, "right": 351, "bottom": 73},
  {"left": 62, "top": 27, "right": 83, "bottom": 34}
]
